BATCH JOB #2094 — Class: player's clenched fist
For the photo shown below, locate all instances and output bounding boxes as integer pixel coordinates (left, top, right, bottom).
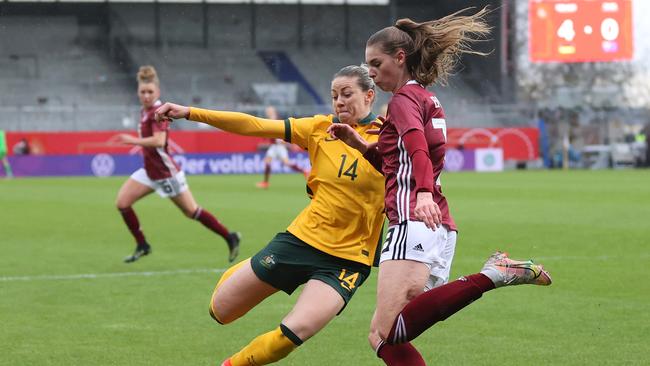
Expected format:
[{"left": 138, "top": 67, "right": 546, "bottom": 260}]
[
  {"left": 326, "top": 123, "right": 370, "bottom": 153},
  {"left": 155, "top": 102, "right": 190, "bottom": 122}
]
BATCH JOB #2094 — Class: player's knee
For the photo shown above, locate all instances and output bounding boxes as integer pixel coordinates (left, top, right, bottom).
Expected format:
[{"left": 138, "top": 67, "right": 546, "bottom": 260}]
[
  {"left": 115, "top": 194, "right": 129, "bottom": 210},
  {"left": 405, "top": 284, "right": 424, "bottom": 301},
  {"left": 368, "top": 332, "right": 377, "bottom": 350},
  {"left": 208, "top": 260, "right": 247, "bottom": 324},
  {"left": 368, "top": 326, "right": 388, "bottom": 349},
  {"left": 208, "top": 301, "right": 225, "bottom": 325},
  {"left": 209, "top": 296, "right": 236, "bottom": 325},
  {"left": 209, "top": 293, "right": 241, "bottom": 325}
]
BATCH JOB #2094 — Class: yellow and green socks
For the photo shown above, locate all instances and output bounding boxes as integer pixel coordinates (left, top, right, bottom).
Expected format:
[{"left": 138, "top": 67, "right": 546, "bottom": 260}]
[{"left": 229, "top": 324, "right": 302, "bottom": 366}]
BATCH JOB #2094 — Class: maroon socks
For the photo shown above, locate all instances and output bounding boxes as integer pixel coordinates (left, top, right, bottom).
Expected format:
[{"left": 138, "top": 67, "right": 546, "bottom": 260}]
[
  {"left": 287, "top": 163, "right": 304, "bottom": 173},
  {"left": 386, "top": 273, "right": 495, "bottom": 344},
  {"left": 377, "top": 342, "right": 426, "bottom": 366},
  {"left": 263, "top": 163, "right": 271, "bottom": 182},
  {"left": 119, "top": 207, "right": 146, "bottom": 245},
  {"left": 193, "top": 207, "right": 230, "bottom": 239}
]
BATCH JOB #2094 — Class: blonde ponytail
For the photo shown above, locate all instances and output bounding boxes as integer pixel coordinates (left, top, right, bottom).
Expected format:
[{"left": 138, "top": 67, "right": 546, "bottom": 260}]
[{"left": 137, "top": 65, "right": 159, "bottom": 86}]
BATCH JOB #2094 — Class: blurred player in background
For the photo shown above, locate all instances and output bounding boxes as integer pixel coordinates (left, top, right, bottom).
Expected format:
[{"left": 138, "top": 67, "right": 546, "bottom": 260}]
[
  {"left": 156, "top": 65, "right": 385, "bottom": 366},
  {"left": 329, "top": 8, "right": 552, "bottom": 365},
  {"left": 256, "top": 105, "right": 309, "bottom": 189},
  {"left": 0, "top": 130, "right": 13, "bottom": 178},
  {"left": 12, "top": 138, "right": 31, "bottom": 156},
  {"left": 115, "top": 65, "right": 240, "bottom": 264}
]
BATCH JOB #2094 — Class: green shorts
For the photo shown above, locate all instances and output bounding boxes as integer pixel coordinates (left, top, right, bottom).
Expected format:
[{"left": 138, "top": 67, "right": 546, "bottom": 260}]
[{"left": 251, "top": 231, "right": 370, "bottom": 310}]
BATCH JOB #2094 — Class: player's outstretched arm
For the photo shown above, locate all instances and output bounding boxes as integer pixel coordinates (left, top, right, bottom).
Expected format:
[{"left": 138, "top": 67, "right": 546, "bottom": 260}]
[
  {"left": 156, "top": 103, "right": 285, "bottom": 139},
  {"left": 115, "top": 131, "right": 165, "bottom": 148}
]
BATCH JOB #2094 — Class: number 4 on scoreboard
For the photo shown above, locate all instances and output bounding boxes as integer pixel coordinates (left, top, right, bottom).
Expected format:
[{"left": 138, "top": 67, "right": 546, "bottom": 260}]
[{"left": 557, "top": 19, "right": 576, "bottom": 42}]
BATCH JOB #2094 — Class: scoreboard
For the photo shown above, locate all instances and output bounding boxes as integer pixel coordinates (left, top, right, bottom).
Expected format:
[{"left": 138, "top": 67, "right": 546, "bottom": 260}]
[{"left": 529, "top": 0, "right": 633, "bottom": 63}]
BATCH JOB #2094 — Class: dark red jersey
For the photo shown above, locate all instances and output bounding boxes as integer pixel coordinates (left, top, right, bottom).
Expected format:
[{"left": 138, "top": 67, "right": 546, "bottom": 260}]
[
  {"left": 377, "top": 81, "right": 456, "bottom": 230},
  {"left": 139, "top": 100, "right": 180, "bottom": 180}
]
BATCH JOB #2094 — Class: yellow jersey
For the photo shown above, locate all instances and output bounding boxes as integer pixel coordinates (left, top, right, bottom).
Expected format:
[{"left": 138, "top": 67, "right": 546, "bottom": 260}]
[
  {"left": 187, "top": 108, "right": 385, "bottom": 266},
  {"left": 285, "top": 114, "right": 385, "bottom": 266}
]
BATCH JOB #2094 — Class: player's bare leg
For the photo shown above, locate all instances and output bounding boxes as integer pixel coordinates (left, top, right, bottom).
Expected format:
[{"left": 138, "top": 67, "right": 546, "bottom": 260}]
[
  {"left": 223, "top": 278, "right": 344, "bottom": 366},
  {"left": 281, "top": 157, "right": 309, "bottom": 179},
  {"left": 371, "top": 260, "right": 430, "bottom": 365},
  {"left": 210, "top": 259, "right": 278, "bottom": 324},
  {"left": 1, "top": 156, "right": 13, "bottom": 178},
  {"left": 256, "top": 157, "right": 273, "bottom": 189},
  {"left": 282, "top": 279, "right": 344, "bottom": 341}
]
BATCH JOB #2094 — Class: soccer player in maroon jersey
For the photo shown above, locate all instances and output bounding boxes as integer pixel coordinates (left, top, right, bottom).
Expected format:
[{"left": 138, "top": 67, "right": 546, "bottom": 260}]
[
  {"left": 328, "top": 8, "right": 552, "bottom": 365},
  {"left": 115, "top": 66, "right": 240, "bottom": 263}
]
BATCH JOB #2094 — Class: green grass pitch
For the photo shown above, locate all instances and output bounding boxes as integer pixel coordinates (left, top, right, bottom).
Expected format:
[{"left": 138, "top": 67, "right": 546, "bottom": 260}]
[{"left": 1, "top": 170, "right": 648, "bottom": 365}]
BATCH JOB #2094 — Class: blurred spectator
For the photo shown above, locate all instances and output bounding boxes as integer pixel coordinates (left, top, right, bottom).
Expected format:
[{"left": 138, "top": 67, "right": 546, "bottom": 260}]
[
  {"left": 552, "top": 145, "right": 581, "bottom": 169},
  {"left": 641, "top": 122, "right": 650, "bottom": 167},
  {"left": 13, "top": 138, "right": 31, "bottom": 156}
]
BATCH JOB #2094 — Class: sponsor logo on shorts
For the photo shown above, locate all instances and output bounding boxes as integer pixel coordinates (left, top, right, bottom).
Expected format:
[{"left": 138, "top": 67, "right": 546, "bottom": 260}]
[
  {"left": 412, "top": 243, "right": 424, "bottom": 252},
  {"left": 259, "top": 254, "right": 277, "bottom": 269}
]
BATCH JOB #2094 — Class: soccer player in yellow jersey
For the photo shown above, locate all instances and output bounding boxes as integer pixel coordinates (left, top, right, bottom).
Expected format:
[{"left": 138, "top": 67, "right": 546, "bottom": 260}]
[{"left": 156, "top": 65, "right": 385, "bottom": 366}]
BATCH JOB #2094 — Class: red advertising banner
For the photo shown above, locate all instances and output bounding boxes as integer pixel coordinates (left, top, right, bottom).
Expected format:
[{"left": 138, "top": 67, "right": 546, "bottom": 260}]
[
  {"left": 529, "top": 0, "right": 633, "bottom": 63},
  {"left": 6, "top": 127, "right": 539, "bottom": 161},
  {"left": 5, "top": 130, "right": 267, "bottom": 156},
  {"left": 446, "top": 127, "right": 539, "bottom": 161}
]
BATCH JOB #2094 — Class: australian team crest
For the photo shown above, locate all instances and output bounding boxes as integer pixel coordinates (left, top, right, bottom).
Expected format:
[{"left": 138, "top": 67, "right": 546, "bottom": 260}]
[{"left": 260, "top": 254, "right": 277, "bottom": 269}]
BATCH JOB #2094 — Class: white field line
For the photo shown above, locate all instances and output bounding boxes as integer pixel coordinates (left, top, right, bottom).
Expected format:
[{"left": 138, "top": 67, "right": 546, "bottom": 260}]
[
  {"left": 0, "top": 268, "right": 226, "bottom": 282},
  {"left": 1, "top": 253, "right": 647, "bottom": 283}
]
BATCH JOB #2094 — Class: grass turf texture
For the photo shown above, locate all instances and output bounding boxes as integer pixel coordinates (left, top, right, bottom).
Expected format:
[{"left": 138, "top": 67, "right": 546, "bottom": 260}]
[{"left": 1, "top": 170, "right": 648, "bottom": 365}]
